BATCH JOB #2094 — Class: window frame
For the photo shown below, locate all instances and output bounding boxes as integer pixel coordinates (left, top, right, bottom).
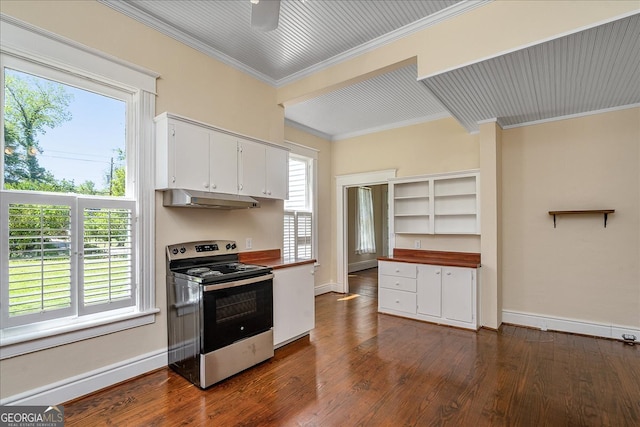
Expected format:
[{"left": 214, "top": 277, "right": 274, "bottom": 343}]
[
  {"left": 283, "top": 143, "right": 318, "bottom": 263},
  {"left": 0, "top": 16, "right": 159, "bottom": 359}
]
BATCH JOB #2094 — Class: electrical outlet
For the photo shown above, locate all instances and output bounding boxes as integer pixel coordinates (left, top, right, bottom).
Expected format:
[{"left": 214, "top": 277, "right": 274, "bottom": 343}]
[
  {"left": 245, "top": 238, "right": 252, "bottom": 249},
  {"left": 414, "top": 240, "right": 421, "bottom": 249}
]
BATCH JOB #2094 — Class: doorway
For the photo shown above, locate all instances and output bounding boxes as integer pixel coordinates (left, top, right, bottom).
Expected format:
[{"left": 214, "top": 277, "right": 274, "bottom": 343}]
[
  {"left": 335, "top": 169, "right": 396, "bottom": 294},
  {"left": 346, "top": 184, "right": 388, "bottom": 297}
]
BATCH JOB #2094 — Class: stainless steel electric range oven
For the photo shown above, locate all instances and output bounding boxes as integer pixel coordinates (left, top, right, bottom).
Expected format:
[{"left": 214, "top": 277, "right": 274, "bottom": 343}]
[{"left": 166, "top": 240, "right": 274, "bottom": 389}]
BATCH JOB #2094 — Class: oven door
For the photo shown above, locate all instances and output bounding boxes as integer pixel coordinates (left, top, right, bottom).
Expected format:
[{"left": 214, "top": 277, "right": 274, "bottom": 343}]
[{"left": 202, "top": 274, "right": 274, "bottom": 353}]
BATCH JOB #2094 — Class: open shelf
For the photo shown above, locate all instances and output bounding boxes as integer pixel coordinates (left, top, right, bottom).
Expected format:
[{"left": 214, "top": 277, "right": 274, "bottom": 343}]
[
  {"left": 389, "top": 171, "right": 479, "bottom": 237},
  {"left": 548, "top": 209, "right": 615, "bottom": 228}
]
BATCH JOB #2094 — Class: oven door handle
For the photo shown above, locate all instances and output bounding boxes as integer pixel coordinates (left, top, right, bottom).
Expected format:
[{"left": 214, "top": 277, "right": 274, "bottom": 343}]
[{"left": 203, "top": 273, "right": 274, "bottom": 292}]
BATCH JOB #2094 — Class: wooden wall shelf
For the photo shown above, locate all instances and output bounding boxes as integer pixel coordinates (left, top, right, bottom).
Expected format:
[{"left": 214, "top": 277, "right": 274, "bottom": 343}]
[{"left": 548, "top": 210, "right": 615, "bottom": 228}]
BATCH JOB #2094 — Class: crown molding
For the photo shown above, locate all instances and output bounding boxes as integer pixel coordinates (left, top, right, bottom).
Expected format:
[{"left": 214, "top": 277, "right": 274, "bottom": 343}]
[
  {"left": 97, "top": 0, "right": 277, "bottom": 86},
  {"left": 284, "top": 119, "right": 333, "bottom": 141},
  {"left": 332, "top": 113, "right": 451, "bottom": 141},
  {"left": 499, "top": 103, "right": 640, "bottom": 130}
]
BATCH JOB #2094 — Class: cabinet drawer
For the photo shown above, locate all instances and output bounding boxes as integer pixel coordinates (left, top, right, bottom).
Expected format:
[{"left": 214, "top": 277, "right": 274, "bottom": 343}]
[
  {"left": 379, "top": 288, "right": 416, "bottom": 315},
  {"left": 379, "top": 261, "right": 416, "bottom": 279},
  {"left": 379, "top": 275, "right": 417, "bottom": 292}
]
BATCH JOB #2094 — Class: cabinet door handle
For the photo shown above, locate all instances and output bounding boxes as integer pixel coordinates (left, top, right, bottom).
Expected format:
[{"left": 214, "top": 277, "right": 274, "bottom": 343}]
[
  {"left": 211, "top": 183, "right": 217, "bottom": 189},
  {"left": 239, "top": 184, "right": 243, "bottom": 191},
  {"left": 435, "top": 271, "right": 440, "bottom": 275},
  {"left": 446, "top": 272, "right": 452, "bottom": 276},
  {"left": 395, "top": 282, "right": 400, "bottom": 286},
  {"left": 267, "top": 190, "right": 272, "bottom": 195},
  {"left": 395, "top": 300, "right": 400, "bottom": 304},
  {"left": 395, "top": 269, "right": 400, "bottom": 273},
  {"left": 203, "top": 183, "right": 209, "bottom": 188}
]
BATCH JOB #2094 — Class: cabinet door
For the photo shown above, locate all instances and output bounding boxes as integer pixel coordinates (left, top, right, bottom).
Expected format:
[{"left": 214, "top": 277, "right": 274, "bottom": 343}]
[
  {"left": 417, "top": 265, "right": 442, "bottom": 317},
  {"left": 442, "top": 267, "right": 474, "bottom": 323},
  {"left": 273, "top": 265, "right": 315, "bottom": 347},
  {"left": 209, "top": 131, "right": 238, "bottom": 194},
  {"left": 171, "top": 120, "right": 210, "bottom": 191},
  {"left": 264, "top": 146, "right": 288, "bottom": 199},
  {"left": 238, "top": 140, "right": 266, "bottom": 197}
]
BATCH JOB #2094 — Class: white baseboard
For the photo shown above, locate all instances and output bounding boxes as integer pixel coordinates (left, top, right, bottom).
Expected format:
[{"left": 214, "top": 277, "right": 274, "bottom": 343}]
[
  {"left": 348, "top": 259, "right": 378, "bottom": 273},
  {"left": 1, "top": 349, "right": 168, "bottom": 406},
  {"left": 502, "top": 310, "right": 640, "bottom": 341},
  {"left": 314, "top": 282, "right": 336, "bottom": 296}
]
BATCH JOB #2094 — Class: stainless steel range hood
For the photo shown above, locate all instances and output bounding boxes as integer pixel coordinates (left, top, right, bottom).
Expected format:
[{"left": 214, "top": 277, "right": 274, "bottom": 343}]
[{"left": 163, "top": 189, "right": 260, "bottom": 209}]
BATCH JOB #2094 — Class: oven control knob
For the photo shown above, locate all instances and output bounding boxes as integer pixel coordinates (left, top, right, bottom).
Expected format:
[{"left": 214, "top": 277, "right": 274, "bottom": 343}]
[
  {"left": 231, "top": 243, "right": 237, "bottom": 249},
  {"left": 179, "top": 247, "right": 186, "bottom": 254},
  {"left": 226, "top": 243, "right": 231, "bottom": 250},
  {"left": 171, "top": 248, "right": 178, "bottom": 255}
]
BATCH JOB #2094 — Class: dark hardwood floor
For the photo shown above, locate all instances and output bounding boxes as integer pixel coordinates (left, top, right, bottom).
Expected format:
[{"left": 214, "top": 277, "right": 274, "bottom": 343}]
[
  {"left": 63, "top": 268, "right": 639, "bottom": 426},
  {"left": 347, "top": 267, "right": 378, "bottom": 298}
]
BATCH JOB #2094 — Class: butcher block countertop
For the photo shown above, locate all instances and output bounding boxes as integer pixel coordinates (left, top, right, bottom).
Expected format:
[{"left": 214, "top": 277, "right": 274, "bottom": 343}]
[
  {"left": 379, "top": 248, "right": 481, "bottom": 269},
  {"left": 239, "top": 249, "right": 315, "bottom": 270}
]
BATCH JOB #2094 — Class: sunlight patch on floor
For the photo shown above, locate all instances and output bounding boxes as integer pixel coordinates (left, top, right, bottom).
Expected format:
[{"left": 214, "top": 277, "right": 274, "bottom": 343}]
[{"left": 338, "top": 294, "right": 360, "bottom": 301}]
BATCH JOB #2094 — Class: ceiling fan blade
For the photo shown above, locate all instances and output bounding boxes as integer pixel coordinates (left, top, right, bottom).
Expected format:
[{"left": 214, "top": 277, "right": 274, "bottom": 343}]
[{"left": 251, "top": 0, "right": 281, "bottom": 32}]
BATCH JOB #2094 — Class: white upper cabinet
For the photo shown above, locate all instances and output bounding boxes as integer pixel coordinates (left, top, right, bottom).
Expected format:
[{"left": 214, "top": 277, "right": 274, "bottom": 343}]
[
  {"left": 238, "top": 139, "right": 265, "bottom": 196},
  {"left": 265, "top": 145, "right": 288, "bottom": 199},
  {"left": 209, "top": 131, "right": 238, "bottom": 194},
  {"left": 239, "top": 139, "right": 288, "bottom": 200},
  {"left": 389, "top": 170, "right": 480, "bottom": 237},
  {"left": 155, "top": 113, "right": 288, "bottom": 200},
  {"left": 156, "top": 118, "right": 210, "bottom": 190}
]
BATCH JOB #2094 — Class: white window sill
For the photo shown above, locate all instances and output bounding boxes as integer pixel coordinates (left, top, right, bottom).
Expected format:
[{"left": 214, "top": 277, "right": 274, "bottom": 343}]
[{"left": 0, "top": 308, "right": 160, "bottom": 360}]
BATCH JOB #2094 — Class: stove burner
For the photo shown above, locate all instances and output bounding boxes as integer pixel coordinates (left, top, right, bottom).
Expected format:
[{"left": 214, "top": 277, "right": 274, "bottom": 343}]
[
  {"left": 201, "top": 270, "right": 224, "bottom": 277},
  {"left": 187, "top": 267, "right": 210, "bottom": 275},
  {"left": 227, "top": 263, "right": 260, "bottom": 271}
]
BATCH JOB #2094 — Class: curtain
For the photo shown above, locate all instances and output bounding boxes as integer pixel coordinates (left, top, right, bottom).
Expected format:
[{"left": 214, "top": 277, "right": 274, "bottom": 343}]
[{"left": 355, "top": 187, "right": 376, "bottom": 255}]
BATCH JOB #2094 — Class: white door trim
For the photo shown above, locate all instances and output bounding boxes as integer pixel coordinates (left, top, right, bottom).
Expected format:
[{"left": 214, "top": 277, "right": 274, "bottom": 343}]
[{"left": 335, "top": 169, "right": 396, "bottom": 294}]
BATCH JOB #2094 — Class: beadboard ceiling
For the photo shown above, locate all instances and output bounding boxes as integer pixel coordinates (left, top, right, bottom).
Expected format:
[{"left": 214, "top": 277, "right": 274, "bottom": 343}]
[
  {"left": 423, "top": 13, "right": 640, "bottom": 133},
  {"left": 100, "top": 1, "right": 640, "bottom": 139}
]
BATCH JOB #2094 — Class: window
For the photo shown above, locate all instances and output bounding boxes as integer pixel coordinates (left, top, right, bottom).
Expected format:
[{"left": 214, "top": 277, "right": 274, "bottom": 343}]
[
  {"left": 355, "top": 187, "right": 376, "bottom": 254},
  {"left": 284, "top": 153, "right": 313, "bottom": 261},
  {"left": 0, "top": 17, "right": 157, "bottom": 358}
]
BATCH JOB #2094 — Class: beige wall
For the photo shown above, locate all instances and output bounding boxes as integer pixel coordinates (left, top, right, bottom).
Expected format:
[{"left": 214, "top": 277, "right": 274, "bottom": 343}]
[
  {"left": 332, "top": 118, "right": 482, "bottom": 255},
  {"left": 0, "top": 1, "right": 286, "bottom": 400},
  {"left": 501, "top": 108, "right": 640, "bottom": 328}
]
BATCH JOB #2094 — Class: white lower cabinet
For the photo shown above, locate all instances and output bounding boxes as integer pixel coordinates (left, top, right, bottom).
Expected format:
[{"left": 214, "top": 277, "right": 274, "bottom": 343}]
[
  {"left": 379, "top": 288, "right": 417, "bottom": 315},
  {"left": 379, "top": 260, "right": 478, "bottom": 330},
  {"left": 416, "top": 264, "right": 442, "bottom": 317},
  {"left": 441, "top": 267, "right": 475, "bottom": 324},
  {"left": 273, "top": 264, "right": 315, "bottom": 348},
  {"left": 378, "top": 261, "right": 417, "bottom": 315}
]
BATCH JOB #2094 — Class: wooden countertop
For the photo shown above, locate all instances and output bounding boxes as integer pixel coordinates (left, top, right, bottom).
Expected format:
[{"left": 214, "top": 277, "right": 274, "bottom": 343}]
[
  {"left": 379, "top": 248, "right": 481, "bottom": 269},
  {"left": 239, "top": 249, "right": 315, "bottom": 270}
]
